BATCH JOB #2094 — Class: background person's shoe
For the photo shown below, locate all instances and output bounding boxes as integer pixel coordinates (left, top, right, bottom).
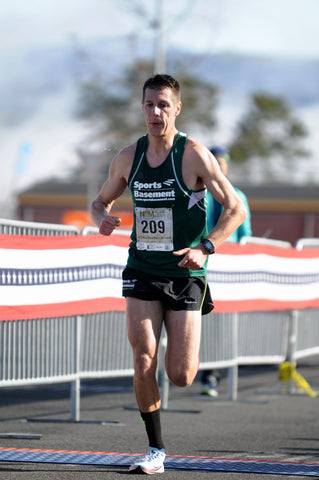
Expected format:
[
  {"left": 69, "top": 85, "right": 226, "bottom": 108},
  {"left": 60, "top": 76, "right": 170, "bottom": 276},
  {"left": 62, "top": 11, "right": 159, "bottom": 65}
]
[{"left": 201, "top": 376, "right": 219, "bottom": 397}]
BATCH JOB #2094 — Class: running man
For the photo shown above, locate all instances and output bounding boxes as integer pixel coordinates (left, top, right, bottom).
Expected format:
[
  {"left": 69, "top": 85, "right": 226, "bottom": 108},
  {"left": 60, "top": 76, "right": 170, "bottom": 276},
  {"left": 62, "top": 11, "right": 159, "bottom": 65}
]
[{"left": 91, "top": 74, "right": 247, "bottom": 474}]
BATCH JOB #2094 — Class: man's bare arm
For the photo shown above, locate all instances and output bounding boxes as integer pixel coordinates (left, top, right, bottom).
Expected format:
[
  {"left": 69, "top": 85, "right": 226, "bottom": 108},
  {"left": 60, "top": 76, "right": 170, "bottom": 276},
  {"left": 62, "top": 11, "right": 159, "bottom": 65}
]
[
  {"left": 188, "top": 142, "right": 247, "bottom": 246},
  {"left": 205, "top": 164, "right": 247, "bottom": 247},
  {"left": 91, "top": 146, "right": 134, "bottom": 235},
  {"left": 173, "top": 142, "right": 247, "bottom": 269}
]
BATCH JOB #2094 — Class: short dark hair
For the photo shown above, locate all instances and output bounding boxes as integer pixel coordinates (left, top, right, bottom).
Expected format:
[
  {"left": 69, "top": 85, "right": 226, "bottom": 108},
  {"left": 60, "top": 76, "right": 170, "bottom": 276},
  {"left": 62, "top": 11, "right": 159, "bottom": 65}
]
[{"left": 142, "top": 74, "right": 180, "bottom": 101}]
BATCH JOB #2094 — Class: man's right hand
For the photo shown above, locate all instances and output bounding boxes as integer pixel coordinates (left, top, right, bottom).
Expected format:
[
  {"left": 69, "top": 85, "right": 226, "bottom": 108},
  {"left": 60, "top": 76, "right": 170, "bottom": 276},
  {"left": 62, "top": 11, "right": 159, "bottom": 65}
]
[{"left": 98, "top": 215, "right": 121, "bottom": 236}]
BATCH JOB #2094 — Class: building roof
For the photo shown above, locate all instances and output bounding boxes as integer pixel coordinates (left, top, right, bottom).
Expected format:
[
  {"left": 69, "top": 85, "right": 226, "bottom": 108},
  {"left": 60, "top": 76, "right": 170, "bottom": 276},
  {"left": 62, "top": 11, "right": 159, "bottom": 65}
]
[
  {"left": 237, "top": 183, "right": 319, "bottom": 201},
  {"left": 17, "top": 179, "right": 319, "bottom": 212},
  {"left": 17, "top": 179, "right": 131, "bottom": 209},
  {"left": 19, "top": 179, "right": 88, "bottom": 196}
]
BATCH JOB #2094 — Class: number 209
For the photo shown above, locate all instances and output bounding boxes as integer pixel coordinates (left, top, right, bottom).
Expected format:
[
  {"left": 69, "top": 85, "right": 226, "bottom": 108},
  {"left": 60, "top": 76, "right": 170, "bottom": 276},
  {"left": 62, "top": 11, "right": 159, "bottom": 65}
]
[{"left": 141, "top": 220, "right": 165, "bottom": 234}]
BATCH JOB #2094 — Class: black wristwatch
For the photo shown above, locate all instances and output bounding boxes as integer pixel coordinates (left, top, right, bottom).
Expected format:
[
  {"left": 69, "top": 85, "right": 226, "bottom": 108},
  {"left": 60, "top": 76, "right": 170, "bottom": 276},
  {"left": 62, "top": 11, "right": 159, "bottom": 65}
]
[{"left": 201, "top": 238, "right": 215, "bottom": 255}]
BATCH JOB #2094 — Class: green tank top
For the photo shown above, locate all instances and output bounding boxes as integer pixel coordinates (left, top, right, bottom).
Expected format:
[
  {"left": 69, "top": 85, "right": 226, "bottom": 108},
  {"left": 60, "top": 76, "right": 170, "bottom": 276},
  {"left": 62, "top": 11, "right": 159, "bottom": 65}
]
[{"left": 127, "top": 132, "right": 208, "bottom": 277}]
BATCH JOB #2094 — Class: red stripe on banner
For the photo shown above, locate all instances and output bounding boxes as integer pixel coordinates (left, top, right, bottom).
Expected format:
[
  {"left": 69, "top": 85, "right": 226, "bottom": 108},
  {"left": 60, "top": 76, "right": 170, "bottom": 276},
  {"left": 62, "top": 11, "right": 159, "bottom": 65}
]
[
  {"left": 213, "top": 297, "right": 319, "bottom": 313},
  {"left": 1, "top": 233, "right": 319, "bottom": 258},
  {"left": 0, "top": 297, "right": 126, "bottom": 321},
  {"left": 1, "top": 297, "right": 319, "bottom": 320},
  {"left": 0, "top": 233, "right": 131, "bottom": 250},
  {"left": 217, "top": 243, "right": 319, "bottom": 258}
]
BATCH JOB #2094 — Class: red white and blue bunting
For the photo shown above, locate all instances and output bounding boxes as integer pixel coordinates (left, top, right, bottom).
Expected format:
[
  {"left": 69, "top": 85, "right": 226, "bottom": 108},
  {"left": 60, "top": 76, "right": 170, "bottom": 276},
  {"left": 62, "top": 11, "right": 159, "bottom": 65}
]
[{"left": 1, "top": 234, "right": 319, "bottom": 320}]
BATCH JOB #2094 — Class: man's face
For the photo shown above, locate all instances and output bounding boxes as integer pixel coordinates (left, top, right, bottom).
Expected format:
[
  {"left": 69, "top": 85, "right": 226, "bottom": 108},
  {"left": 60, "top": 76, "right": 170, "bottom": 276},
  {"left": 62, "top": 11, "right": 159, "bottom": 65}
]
[{"left": 142, "top": 87, "right": 181, "bottom": 137}]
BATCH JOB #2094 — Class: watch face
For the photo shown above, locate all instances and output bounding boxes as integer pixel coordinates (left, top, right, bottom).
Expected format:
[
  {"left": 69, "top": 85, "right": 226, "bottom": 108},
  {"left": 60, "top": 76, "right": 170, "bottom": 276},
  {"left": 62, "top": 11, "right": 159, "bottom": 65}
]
[{"left": 202, "top": 239, "right": 215, "bottom": 254}]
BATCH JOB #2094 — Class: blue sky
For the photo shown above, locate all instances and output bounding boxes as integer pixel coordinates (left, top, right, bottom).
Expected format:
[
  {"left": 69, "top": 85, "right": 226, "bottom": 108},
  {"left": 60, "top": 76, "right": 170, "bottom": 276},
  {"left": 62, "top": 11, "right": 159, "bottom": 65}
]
[
  {"left": 0, "top": 0, "right": 319, "bottom": 208},
  {"left": 1, "top": 0, "right": 319, "bottom": 60}
]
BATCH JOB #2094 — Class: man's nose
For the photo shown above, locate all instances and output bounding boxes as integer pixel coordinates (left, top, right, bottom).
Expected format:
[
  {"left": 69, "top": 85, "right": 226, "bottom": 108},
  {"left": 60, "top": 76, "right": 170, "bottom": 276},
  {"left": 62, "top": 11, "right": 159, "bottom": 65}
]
[{"left": 152, "top": 105, "right": 161, "bottom": 116}]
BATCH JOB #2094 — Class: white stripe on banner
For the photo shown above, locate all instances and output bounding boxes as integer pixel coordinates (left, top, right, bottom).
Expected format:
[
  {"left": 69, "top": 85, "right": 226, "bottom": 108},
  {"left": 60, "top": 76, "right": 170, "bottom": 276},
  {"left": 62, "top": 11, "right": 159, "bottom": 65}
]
[
  {"left": 210, "top": 281, "right": 319, "bottom": 302},
  {"left": 0, "top": 278, "right": 123, "bottom": 306},
  {"left": 210, "top": 253, "right": 319, "bottom": 274},
  {"left": 0, "top": 245, "right": 128, "bottom": 269}
]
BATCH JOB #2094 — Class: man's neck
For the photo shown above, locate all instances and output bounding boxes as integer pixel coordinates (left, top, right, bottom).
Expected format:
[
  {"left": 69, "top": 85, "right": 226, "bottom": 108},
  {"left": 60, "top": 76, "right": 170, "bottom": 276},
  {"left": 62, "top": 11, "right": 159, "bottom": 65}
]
[{"left": 146, "top": 130, "right": 178, "bottom": 167}]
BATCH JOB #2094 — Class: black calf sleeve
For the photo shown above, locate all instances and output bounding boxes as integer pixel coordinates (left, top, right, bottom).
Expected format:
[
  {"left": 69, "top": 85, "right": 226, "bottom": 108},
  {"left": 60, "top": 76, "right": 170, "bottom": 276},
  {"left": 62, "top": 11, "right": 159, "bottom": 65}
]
[{"left": 140, "top": 409, "right": 165, "bottom": 450}]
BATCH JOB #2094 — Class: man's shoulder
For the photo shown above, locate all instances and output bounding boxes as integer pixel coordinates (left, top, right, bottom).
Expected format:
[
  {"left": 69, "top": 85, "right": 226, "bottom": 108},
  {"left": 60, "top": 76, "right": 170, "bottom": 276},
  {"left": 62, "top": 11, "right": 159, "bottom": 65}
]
[
  {"left": 116, "top": 142, "right": 138, "bottom": 163},
  {"left": 184, "top": 135, "right": 206, "bottom": 152},
  {"left": 111, "top": 142, "right": 138, "bottom": 178},
  {"left": 184, "top": 136, "right": 211, "bottom": 163}
]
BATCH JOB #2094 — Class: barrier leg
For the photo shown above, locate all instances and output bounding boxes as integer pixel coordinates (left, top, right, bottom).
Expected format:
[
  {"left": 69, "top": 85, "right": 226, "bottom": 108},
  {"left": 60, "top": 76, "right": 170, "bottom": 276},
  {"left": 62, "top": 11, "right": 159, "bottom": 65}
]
[
  {"left": 228, "top": 313, "right": 238, "bottom": 401},
  {"left": 70, "top": 379, "right": 81, "bottom": 422},
  {"left": 287, "top": 310, "right": 298, "bottom": 365},
  {"left": 70, "top": 315, "right": 82, "bottom": 421},
  {"left": 228, "top": 365, "right": 238, "bottom": 401},
  {"left": 287, "top": 310, "right": 298, "bottom": 394}
]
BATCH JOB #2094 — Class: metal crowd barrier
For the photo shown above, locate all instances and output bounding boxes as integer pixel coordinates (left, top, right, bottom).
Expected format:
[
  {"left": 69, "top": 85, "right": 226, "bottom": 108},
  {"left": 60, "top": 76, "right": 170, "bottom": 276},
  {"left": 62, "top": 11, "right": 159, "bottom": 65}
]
[
  {"left": 1, "top": 219, "right": 319, "bottom": 418},
  {"left": 0, "top": 316, "right": 77, "bottom": 386},
  {"left": 161, "top": 236, "right": 319, "bottom": 407},
  {"left": 290, "top": 238, "right": 319, "bottom": 363},
  {"left": 295, "top": 237, "right": 319, "bottom": 250},
  {"left": 240, "top": 235, "right": 292, "bottom": 248},
  {"left": 80, "top": 225, "right": 132, "bottom": 236},
  {"left": 0, "top": 219, "right": 135, "bottom": 421},
  {"left": 0, "top": 218, "right": 79, "bottom": 236},
  {"left": 0, "top": 218, "right": 81, "bottom": 420}
]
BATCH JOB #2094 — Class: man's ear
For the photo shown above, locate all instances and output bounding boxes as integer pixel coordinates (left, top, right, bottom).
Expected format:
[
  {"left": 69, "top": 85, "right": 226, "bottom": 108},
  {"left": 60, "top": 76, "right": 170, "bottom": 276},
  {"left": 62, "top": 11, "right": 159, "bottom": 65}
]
[{"left": 175, "top": 101, "right": 182, "bottom": 117}]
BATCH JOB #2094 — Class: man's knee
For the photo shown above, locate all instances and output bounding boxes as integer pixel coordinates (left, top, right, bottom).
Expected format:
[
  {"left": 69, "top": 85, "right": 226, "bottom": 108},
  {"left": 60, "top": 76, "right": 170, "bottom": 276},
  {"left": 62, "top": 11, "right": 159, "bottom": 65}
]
[
  {"left": 134, "top": 351, "right": 157, "bottom": 379},
  {"left": 166, "top": 354, "right": 199, "bottom": 387},
  {"left": 166, "top": 367, "right": 197, "bottom": 387}
]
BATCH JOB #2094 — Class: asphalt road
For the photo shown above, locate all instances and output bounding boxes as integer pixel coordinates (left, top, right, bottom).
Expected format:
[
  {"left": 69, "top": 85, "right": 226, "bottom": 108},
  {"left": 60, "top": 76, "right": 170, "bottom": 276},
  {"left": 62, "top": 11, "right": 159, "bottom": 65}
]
[{"left": 0, "top": 358, "right": 318, "bottom": 479}]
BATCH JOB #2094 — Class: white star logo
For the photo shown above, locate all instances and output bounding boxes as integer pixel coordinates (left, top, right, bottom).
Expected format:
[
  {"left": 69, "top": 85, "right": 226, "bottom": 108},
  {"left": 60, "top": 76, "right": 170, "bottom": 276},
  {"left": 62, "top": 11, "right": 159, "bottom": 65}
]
[{"left": 188, "top": 190, "right": 206, "bottom": 209}]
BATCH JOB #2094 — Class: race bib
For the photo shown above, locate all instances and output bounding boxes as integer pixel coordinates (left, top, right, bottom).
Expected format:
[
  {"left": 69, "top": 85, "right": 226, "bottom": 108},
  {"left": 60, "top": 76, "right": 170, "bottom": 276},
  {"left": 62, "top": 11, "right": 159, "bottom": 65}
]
[{"left": 135, "top": 207, "right": 173, "bottom": 251}]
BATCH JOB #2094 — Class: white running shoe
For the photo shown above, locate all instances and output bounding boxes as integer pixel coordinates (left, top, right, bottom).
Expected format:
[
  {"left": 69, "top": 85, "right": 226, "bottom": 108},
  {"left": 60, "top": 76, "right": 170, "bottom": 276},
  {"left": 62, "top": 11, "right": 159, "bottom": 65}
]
[
  {"left": 129, "top": 447, "right": 166, "bottom": 474},
  {"left": 201, "top": 382, "right": 219, "bottom": 397},
  {"left": 201, "top": 375, "right": 219, "bottom": 397}
]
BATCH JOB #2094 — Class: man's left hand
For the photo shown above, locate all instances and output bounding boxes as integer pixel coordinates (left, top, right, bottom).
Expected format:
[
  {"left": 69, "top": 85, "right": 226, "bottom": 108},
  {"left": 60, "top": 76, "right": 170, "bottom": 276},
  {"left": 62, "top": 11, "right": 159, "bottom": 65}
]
[{"left": 173, "top": 246, "right": 207, "bottom": 270}]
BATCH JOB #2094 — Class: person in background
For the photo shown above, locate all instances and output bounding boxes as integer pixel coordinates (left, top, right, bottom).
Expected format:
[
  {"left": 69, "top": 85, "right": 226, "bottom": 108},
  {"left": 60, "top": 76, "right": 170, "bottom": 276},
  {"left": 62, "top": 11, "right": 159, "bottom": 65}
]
[{"left": 201, "top": 145, "right": 252, "bottom": 397}]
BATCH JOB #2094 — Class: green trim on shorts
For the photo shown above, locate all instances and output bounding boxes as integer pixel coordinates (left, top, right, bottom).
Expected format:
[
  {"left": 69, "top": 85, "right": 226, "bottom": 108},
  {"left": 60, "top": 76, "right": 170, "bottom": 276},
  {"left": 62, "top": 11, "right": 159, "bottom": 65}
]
[{"left": 200, "top": 276, "right": 208, "bottom": 313}]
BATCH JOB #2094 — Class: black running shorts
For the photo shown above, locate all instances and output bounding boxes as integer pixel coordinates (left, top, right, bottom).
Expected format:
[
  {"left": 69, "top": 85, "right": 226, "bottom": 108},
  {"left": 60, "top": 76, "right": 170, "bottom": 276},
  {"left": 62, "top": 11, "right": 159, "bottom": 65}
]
[{"left": 122, "top": 267, "right": 214, "bottom": 315}]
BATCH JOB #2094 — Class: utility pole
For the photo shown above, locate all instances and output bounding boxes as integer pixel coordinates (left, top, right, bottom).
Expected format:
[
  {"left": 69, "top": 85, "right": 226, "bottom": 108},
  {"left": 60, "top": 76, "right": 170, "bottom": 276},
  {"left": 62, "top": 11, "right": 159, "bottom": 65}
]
[{"left": 153, "top": 0, "right": 166, "bottom": 73}]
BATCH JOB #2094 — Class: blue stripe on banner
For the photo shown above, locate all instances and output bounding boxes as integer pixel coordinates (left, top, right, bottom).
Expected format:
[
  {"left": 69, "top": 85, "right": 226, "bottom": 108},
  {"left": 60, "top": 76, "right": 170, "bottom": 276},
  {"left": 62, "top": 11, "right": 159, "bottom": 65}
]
[
  {"left": 0, "top": 449, "right": 319, "bottom": 476},
  {"left": 0, "top": 264, "right": 124, "bottom": 286},
  {"left": 1, "top": 265, "right": 318, "bottom": 287},
  {"left": 207, "top": 270, "right": 319, "bottom": 285}
]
